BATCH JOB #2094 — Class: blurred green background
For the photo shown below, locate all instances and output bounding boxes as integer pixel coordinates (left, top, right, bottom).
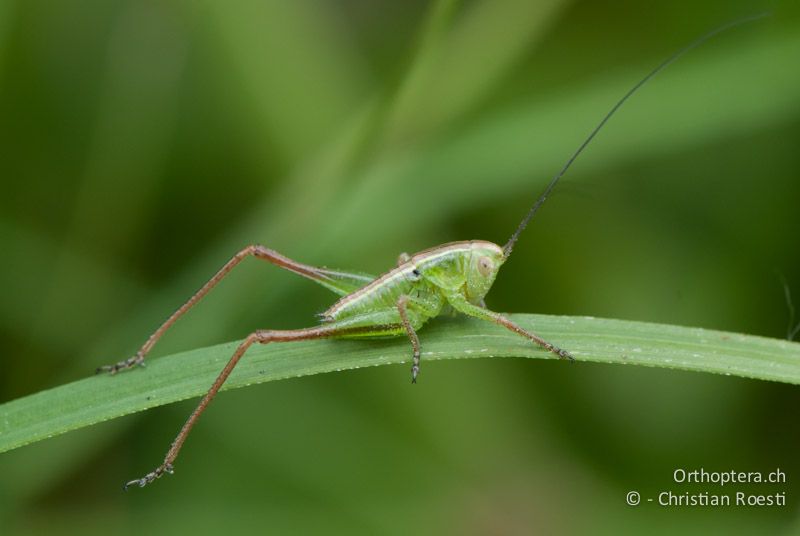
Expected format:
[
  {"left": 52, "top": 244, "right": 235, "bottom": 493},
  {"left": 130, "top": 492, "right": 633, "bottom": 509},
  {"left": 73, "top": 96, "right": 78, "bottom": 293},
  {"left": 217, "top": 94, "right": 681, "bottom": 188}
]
[{"left": 1, "top": 0, "right": 799, "bottom": 533}]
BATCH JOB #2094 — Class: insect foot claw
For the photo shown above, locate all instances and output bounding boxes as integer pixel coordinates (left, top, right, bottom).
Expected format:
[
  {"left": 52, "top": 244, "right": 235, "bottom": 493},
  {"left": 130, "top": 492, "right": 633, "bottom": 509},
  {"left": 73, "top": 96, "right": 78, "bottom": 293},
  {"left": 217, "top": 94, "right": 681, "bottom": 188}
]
[
  {"left": 96, "top": 353, "right": 145, "bottom": 375},
  {"left": 123, "top": 463, "right": 174, "bottom": 491},
  {"left": 559, "top": 348, "right": 575, "bottom": 362}
]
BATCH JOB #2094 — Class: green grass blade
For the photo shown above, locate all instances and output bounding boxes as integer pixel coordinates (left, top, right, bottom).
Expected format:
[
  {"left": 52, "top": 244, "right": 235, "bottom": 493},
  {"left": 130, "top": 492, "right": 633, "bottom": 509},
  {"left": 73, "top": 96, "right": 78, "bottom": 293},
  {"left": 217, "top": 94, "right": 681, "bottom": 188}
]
[{"left": 2, "top": 314, "right": 798, "bottom": 454}]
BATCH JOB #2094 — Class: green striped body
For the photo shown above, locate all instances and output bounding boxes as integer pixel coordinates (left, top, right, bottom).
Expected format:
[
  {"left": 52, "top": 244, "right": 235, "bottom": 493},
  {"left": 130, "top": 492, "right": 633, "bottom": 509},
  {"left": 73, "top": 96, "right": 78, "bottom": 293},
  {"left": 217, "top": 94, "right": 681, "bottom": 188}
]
[{"left": 318, "top": 240, "right": 505, "bottom": 338}]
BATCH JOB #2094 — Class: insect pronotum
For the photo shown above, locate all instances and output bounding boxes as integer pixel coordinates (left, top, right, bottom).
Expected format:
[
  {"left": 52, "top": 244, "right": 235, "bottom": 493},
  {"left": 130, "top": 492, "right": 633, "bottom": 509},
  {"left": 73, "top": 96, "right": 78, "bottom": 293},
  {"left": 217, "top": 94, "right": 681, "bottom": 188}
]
[{"left": 99, "top": 14, "right": 768, "bottom": 489}]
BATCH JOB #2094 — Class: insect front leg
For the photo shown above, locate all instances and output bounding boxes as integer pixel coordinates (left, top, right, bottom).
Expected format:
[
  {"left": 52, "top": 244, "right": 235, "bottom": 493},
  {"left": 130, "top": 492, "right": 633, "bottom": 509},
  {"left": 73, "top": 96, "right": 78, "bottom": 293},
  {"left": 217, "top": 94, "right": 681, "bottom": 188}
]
[
  {"left": 97, "top": 245, "right": 374, "bottom": 374},
  {"left": 446, "top": 293, "right": 573, "bottom": 361},
  {"left": 396, "top": 295, "right": 421, "bottom": 383}
]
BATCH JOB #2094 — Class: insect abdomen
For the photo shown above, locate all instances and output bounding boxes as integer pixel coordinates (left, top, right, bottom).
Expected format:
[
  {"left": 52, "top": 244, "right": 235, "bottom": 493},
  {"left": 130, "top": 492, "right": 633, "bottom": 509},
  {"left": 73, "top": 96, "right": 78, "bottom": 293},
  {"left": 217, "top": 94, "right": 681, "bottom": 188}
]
[{"left": 323, "top": 242, "right": 479, "bottom": 322}]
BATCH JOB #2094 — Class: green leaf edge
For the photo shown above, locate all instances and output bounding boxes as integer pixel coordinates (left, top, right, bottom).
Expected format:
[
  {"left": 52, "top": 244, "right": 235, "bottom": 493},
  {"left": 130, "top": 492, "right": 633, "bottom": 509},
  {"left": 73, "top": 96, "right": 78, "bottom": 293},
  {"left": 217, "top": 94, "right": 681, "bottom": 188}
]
[{"left": 2, "top": 314, "right": 799, "bottom": 454}]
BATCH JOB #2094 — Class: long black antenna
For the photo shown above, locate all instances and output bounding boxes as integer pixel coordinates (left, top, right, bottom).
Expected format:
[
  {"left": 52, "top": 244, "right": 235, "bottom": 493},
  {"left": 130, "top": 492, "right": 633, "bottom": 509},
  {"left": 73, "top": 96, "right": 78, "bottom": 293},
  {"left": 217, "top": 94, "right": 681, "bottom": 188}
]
[{"left": 502, "top": 12, "right": 770, "bottom": 259}]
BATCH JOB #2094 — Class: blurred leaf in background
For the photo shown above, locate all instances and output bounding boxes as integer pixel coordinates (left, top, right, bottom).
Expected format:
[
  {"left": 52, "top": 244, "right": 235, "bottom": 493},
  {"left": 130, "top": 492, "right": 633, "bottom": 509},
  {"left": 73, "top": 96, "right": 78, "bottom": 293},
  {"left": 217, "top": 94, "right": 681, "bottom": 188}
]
[{"left": 0, "top": 0, "right": 798, "bottom": 534}]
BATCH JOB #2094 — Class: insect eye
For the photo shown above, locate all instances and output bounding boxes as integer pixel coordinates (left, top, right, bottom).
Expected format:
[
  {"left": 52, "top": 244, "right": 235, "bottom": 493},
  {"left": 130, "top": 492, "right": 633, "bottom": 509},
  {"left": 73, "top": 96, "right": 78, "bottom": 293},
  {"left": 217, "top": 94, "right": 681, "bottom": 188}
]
[{"left": 477, "top": 256, "right": 494, "bottom": 277}]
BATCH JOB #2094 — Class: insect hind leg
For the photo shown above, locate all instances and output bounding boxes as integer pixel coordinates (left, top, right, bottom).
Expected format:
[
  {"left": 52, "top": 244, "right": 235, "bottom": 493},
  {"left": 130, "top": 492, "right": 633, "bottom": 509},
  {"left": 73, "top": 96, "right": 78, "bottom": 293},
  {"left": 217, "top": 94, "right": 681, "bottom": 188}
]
[
  {"left": 123, "top": 322, "right": 372, "bottom": 490},
  {"left": 97, "top": 245, "right": 373, "bottom": 375}
]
